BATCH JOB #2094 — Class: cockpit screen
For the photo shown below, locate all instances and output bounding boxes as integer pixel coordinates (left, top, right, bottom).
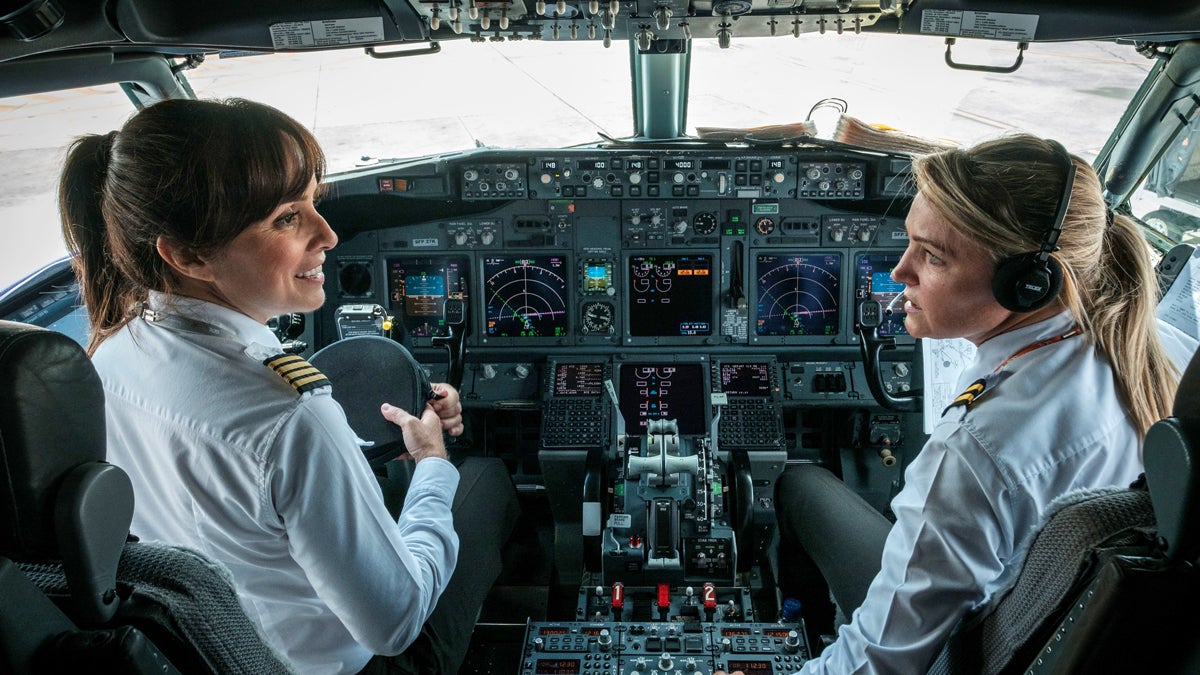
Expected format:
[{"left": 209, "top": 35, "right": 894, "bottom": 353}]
[
  {"left": 553, "top": 363, "right": 605, "bottom": 397},
  {"left": 484, "top": 255, "right": 569, "bottom": 338},
  {"left": 719, "top": 363, "right": 772, "bottom": 397},
  {"left": 855, "top": 253, "right": 908, "bottom": 337},
  {"left": 386, "top": 256, "right": 469, "bottom": 338},
  {"left": 726, "top": 661, "right": 773, "bottom": 674},
  {"left": 628, "top": 254, "right": 713, "bottom": 337},
  {"left": 755, "top": 253, "right": 841, "bottom": 336},
  {"left": 618, "top": 363, "right": 707, "bottom": 435}
]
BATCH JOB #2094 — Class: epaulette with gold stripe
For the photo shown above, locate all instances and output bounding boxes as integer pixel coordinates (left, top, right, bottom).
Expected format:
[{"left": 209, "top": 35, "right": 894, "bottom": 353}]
[
  {"left": 942, "top": 378, "right": 988, "bottom": 417},
  {"left": 263, "top": 354, "right": 330, "bottom": 395}
]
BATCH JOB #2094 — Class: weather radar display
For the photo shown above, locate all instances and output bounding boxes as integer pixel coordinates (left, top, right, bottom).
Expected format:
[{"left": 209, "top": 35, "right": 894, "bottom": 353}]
[
  {"left": 484, "top": 256, "right": 569, "bottom": 337},
  {"left": 755, "top": 253, "right": 842, "bottom": 336}
]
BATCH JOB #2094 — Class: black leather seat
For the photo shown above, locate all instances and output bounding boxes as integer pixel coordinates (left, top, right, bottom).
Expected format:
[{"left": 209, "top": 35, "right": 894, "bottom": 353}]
[
  {"left": 932, "top": 348, "right": 1200, "bottom": 674},
  {"left": 0, "top": 320, "right": 292, "bottom": 674}
]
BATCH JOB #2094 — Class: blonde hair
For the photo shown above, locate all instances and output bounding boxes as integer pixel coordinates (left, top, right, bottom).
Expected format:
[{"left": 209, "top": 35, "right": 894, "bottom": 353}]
[{"left": 912, "top": 134, "right": 1177, "bottom": 435}]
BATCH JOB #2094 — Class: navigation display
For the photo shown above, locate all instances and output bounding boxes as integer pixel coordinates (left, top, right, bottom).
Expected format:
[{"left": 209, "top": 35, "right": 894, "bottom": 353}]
[
  {"left": 628, "top": 254, "right": 713, "bottom": 337},
  {"left": 855, "top": 252, "right": 909, "bottom": 337},
  {"left": 618, "top": 363, "right": 707, "bottom": 435},
  {"left": 386, "top": 256, "right": 469, "bottom": 338},
  {"left": 719, "top": 363, "right": 772, "bottom": 397},
  {"left": 553, "top": 363, "right": 605, "bottom": 397},
  {"left": 484, "top": 255, "right": 569, "bottom": 338},
  {"left": 754, "top": 253, "right": 841, "bottom": 336}
]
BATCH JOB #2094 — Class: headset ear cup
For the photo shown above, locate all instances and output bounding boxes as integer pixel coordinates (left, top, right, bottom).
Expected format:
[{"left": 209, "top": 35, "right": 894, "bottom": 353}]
[{"left": 992, "top": 254, "right": 1063, "bottom": 312}]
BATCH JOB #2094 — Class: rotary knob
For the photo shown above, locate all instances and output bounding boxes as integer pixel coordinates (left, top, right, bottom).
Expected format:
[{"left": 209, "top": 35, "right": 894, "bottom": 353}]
[{"left": 784, "top": 629, "right": 801, "bottom": 653}]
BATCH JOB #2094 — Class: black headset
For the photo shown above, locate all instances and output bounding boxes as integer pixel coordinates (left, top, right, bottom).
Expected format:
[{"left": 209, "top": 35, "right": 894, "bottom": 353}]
[{"left": 991, "top": 140, "right": 1076, "bottom": 312}]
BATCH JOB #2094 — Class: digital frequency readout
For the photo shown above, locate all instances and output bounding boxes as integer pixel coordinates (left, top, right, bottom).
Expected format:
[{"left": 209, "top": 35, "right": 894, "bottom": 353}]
[
  {"left": 628, "top": 254, "right": 713, "bottom": 337},
  {"left": 534, "top": 659, "right": 581, "bottom": 675},
  {"left": 755, "top": 253, "right": 841, "bottom": 337}
]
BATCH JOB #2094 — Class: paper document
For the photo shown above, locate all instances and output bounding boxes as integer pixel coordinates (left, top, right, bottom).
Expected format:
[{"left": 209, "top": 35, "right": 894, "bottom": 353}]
[
  {"left": 921, "top": 337, "right": 977, "bottom": 435},
  {"left": 1156, "top": 246, "right": 1200, "bottom": 371}
]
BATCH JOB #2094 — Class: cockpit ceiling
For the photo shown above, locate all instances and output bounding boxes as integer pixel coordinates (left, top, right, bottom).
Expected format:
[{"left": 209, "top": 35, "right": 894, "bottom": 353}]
[{"left": 2, "top": 0, "right": 1200, "bottom": 67}]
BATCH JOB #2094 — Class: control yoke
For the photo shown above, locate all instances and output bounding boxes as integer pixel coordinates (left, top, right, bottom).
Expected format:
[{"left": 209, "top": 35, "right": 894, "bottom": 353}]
[
  {"left": 856, "top": 298, "right": 922, "bottom": 412},
  {"left": 429, "top": 297, "right": 468, "bottom": 390}
]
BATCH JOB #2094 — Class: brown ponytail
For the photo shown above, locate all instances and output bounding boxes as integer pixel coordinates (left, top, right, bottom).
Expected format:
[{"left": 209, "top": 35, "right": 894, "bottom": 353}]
[{"left": 59, "top": 131, "right": 141, "bottom": 355}]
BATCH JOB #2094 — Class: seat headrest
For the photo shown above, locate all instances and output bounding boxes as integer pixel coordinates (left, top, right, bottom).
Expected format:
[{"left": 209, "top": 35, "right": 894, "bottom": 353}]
[
  {"left": 0, "top": 320, "right": 106, "bottom": 561},
  {"left": 1174, "top": 346, "right": 1200, "bottom": 418},
  {"left": 1145, "top": 345, "right": 1200, "bottom": 563}
]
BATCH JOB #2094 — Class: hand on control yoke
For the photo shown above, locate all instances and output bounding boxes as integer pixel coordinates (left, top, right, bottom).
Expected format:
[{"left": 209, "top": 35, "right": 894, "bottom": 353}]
[
  {"left": 427, "top": 382, "right": 464, "bottom": 437},
  {"left": 380, "top": 403, "right": 449, "bottom": 463}
]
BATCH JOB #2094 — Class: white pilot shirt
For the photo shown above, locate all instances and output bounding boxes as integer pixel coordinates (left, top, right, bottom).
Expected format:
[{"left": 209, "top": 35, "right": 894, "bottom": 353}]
[
  {"left": 97, "top": 292, "right": 459, "bottom": 675},
  {"left": 799, "top": 311, "right": 1143, "bottom": 674}
]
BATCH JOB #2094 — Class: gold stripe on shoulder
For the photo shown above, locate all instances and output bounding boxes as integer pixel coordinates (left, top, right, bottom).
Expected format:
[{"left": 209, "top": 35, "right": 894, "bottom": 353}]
[
  {"left": 263, "top": 354, "right": 330, "bottom": 395},
  {"left": 942, "top": 378, "right": 988, "bottom": 417}
]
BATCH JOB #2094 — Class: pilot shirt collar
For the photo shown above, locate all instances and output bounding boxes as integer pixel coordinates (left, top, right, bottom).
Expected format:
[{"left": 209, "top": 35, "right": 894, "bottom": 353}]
[
  {"left": 144, "top": 290, "right": 285, "bottom": 362},
  {"left": 958, "top": 311, "right": 1078, "bottom": 387}
]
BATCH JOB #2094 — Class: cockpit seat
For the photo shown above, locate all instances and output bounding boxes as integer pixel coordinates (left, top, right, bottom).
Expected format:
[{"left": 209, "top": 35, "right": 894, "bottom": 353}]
[
  {"left": 0, "top": 320, "right": 292, "bottom": 674},
  {"left": 931, "top": 348, "right": 1200, "bottom": 674}
]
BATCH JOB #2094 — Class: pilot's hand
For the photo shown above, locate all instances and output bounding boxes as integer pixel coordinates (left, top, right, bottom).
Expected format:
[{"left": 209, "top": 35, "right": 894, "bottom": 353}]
[
  {"left": 714, "top": 671, "right": 745, "bottom": 675},
  {"left": 380, "top": 403, "right": 449, "bottom": 463},
  {"left": 428, "top": 382, "right": 464, "bottom": 437}
]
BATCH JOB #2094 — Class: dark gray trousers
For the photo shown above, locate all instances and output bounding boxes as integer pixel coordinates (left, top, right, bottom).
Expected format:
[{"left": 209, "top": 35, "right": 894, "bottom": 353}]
[
  {"left": 361, "top": 456, "right": 519, "bottom": 675},
  {"left": 775, "top": 465, "right": 893, "bottom": 624}
]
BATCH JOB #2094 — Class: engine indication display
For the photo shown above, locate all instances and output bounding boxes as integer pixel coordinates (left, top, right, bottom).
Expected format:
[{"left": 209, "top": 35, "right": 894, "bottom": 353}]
[
  {"left": 755, "top": 253, "right": 841, "bottom": 337},
  {"left": 618, "top": 363, "right": 707, "bottom": 435},
  {"left": 484, "top": 255, "right": 569, "bottom": 338},
  {"left": 855, "top": 253, "right": 908, "bottom": 337},
  {"left": 628, "top": 254, "right": 713, "bottom": 337},
  {"left": 386, "top": 256, "right": 469, "bottom": 338}
]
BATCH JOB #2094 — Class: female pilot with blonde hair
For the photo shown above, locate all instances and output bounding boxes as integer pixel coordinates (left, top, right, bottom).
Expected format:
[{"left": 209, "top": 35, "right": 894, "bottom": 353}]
[{"left": 772, "top": 134, "right": 1177, "bottom": 674}]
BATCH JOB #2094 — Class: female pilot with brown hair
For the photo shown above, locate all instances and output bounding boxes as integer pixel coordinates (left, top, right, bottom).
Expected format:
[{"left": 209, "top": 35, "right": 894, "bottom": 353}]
[{"left": 60, "top": 97, "right": 493, "bottom": 674}]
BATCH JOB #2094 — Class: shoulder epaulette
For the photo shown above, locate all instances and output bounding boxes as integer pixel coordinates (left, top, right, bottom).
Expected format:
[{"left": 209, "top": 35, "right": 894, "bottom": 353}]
[
  {"left": 263, "top": 354, "right": 330, "bottom": 395},
  {"left": 942, "top": 377, "right": 988, "bottom": 417}
]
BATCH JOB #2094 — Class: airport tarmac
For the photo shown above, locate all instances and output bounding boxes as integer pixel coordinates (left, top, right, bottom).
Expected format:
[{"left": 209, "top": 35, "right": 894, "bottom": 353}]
[{"left": 0, "top": 35, "right": 1152, "bottom": 290}]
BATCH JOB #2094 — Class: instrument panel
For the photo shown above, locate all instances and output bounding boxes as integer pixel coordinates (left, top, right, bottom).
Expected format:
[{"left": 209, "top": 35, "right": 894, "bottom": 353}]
[
  {"left": 320, "top": 147, "right": 913, "bottom": 357},
  {"left": 314, "top": 146, "right": 920, "bottom": 421}
]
